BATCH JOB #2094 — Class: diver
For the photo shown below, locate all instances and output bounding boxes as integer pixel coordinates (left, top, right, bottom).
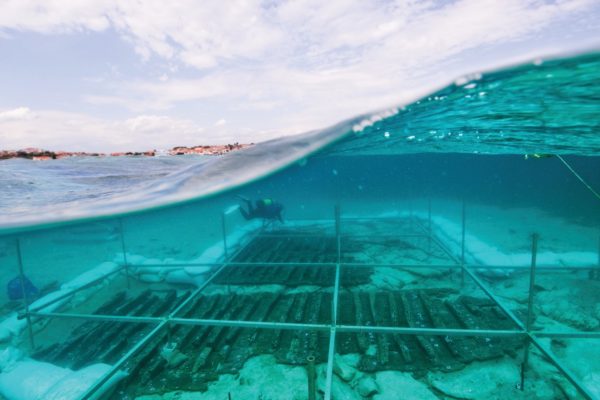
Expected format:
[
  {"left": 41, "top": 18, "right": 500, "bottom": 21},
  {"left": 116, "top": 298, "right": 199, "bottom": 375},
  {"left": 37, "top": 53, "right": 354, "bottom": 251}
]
[{"left": 237, "top": 196, "right": 284, "bottom": 223}]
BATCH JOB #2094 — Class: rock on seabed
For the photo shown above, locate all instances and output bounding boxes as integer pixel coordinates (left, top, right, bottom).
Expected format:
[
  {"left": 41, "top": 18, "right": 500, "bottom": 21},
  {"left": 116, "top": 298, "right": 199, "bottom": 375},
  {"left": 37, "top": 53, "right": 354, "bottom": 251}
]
[
  {"left": 428, "top": 358, "right": 520, "bottom": 400},
  {"left": 374, "top": 371, "right": 438, "bottom": 400},
  {"left": 136, "top": 355, "right": 309, "bottom": 400}
]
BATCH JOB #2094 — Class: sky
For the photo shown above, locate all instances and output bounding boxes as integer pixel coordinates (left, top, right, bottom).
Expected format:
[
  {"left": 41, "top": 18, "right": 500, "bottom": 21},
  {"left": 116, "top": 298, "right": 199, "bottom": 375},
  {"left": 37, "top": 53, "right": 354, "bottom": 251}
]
[{"left": 0, "top": 0, "right": 599, "bottom": 152}]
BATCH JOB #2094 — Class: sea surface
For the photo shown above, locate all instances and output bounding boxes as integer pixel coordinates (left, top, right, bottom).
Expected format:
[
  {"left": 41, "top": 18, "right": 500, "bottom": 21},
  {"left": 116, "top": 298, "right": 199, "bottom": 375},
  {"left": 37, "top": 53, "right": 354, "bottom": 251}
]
[
  {"left": 0, "top": 156, "right": 208, "bottom": 216},
  {"left": 1, "top": 51, "right": 599, "bottom": 232}
]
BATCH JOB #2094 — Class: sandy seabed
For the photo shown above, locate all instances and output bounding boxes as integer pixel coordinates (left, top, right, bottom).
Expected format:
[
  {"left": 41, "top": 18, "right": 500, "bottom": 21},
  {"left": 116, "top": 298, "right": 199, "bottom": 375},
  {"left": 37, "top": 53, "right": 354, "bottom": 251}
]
[{"left": 1, "top": 199, "right": 598, "bottom": 399}]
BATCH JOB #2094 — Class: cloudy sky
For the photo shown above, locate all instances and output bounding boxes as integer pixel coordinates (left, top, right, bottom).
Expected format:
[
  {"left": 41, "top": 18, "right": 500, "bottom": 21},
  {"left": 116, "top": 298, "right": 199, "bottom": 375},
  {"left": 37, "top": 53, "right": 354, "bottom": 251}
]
[{"left": 1, "top": 0, "right": 599, "bottom": 152}]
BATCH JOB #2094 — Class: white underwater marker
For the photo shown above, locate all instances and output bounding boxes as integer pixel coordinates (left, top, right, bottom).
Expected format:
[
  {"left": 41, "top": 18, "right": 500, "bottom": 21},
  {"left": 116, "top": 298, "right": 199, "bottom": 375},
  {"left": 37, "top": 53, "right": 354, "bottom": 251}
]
[
  {"left": 384, "top": 132, "right": 390, "bottom": 138},
  {"left": 407, "top": 135, "right": 416, "bottom": 141}
]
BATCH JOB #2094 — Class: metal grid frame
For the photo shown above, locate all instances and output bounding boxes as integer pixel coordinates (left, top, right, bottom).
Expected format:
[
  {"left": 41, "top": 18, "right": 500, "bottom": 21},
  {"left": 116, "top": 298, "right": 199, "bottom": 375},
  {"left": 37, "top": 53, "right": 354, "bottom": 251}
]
[{"left": 13, "top": 203, "right": 600, "bottom": 400}]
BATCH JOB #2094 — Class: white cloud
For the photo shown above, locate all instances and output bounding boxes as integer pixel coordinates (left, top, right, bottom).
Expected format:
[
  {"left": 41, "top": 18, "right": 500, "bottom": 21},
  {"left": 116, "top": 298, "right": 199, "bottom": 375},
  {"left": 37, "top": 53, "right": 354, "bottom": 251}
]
[
  {"left": 0, "top": 108, "right": 235, "bottom": 152},
  {"left": 0, "top": 0, "right": 283, "bottom": 68},
  {"left": 0, "top": 107, "right": 34, "bottom": 120},
  {"left": 1, "top": 1, "right": 595, "bottom": 72},
  {"left": 74, "top": 1, "right": 598, "bottom": 115},
  {"left": 0, "top": 1, "right": 111, "bottom": 34},
  {"left": 214, "top": 118, "right": 226, "bottom": 127},
  {"left": 0, "top": 0, "right": 598, "bottom": 149}
]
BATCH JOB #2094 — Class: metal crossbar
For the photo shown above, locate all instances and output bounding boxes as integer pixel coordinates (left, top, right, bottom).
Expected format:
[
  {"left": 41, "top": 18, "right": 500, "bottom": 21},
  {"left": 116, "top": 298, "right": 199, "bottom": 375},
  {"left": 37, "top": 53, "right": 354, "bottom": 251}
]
[
  {"left": 337, "top": 326, "right": 522, "bottom": 336},
  {"left": 324, "top": 205, "right": 342, "bottom": 400},
  {"left": 12, "top": 206, "right": 598, "bottom": 400},
  {"left": 256, "top": 234, "right": 430, "bottom": 239},
  {"left": 125, "top": 261, "right": 596, "bottom": 270},
  {"left": 124, "top": 261, "right": 597, "bottom": 270},
  {"left": 28, "top": 311, "right": 531, "bottom": 338}
]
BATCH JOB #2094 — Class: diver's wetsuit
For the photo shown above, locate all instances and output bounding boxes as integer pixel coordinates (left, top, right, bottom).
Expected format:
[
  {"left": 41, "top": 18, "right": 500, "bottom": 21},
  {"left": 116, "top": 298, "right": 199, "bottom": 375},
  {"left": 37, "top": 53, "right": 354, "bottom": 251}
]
[{"left": 239, "top": 198, "right": 284, "bottom": 223}]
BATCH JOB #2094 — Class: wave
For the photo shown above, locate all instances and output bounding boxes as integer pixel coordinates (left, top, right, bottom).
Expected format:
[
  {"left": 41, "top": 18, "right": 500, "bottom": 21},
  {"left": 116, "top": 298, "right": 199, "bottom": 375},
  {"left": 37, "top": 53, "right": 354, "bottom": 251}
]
[
  {"left": 1, "top": 51, "right": 599, "bottom": 232},
  {"left": 328, "top": 51, "right": 600, "bottom": 157}
]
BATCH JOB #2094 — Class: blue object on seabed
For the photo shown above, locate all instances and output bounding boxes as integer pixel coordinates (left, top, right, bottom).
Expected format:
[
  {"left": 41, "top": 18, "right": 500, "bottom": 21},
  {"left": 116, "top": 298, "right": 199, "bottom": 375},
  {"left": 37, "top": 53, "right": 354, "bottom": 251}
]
[{"left": 7, "top": 276, "right": 39, "bottom": 301}]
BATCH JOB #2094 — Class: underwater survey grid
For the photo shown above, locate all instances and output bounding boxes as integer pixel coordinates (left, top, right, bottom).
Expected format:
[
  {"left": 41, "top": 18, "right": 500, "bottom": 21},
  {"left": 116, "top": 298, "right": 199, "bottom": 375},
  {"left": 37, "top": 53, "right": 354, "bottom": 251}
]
[{"left": 0, "top": 52, "right": 599, "bottom": 400}]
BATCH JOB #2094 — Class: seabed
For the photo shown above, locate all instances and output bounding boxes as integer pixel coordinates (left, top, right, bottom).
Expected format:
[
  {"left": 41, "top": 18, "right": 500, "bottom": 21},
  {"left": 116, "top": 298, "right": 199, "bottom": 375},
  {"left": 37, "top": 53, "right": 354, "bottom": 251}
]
[{"left": 2, "top": 204, "right": 599, "bottom": 400}]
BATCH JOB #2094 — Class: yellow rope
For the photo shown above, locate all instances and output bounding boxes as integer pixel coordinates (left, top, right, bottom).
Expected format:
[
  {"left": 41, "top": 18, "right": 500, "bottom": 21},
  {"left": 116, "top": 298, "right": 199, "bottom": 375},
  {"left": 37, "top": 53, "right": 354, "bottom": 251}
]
[{"left": 556, "top": 154, "right": 600, "bottom": 201}]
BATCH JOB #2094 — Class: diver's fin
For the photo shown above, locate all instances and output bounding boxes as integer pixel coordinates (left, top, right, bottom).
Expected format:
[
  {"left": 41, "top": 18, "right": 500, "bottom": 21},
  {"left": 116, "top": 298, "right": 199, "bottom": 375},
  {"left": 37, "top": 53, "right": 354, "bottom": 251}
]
[{"left": 235, "top": 194, "right": 250, "bottom": 202}]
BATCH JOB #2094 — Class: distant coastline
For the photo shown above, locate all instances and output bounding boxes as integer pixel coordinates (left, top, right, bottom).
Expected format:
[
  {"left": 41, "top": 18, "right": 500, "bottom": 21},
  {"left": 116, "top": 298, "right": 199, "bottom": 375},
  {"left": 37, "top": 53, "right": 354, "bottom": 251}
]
[{"left": 0, "top": 143, "right": 253, "bottom": 160}]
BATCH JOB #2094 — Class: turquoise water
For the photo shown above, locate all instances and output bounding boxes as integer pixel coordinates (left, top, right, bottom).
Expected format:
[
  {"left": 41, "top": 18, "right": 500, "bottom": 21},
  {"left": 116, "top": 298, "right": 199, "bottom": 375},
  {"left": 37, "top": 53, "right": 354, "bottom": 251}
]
[
  {"left": 330, "top": 52, "right": 600, "bottom": 156},
  {"left": 0, "top": 52, "right": 599, "bottom": 399},
  {"left": 1, "top": 52, "right": 599, "bottom": 232}
]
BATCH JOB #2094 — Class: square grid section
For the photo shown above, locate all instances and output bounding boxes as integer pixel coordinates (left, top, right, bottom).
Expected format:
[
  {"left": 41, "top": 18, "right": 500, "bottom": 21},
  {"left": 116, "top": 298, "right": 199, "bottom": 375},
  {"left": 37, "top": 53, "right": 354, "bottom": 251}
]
[{"left": 14, "top": 205, "right": 600, "bottom": 400}]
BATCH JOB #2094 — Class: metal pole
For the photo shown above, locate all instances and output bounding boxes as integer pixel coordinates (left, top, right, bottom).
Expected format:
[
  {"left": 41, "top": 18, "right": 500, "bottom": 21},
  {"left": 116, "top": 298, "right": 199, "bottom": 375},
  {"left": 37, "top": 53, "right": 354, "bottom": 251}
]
[
  {"left": 590, "top": 235, "right": 600, "bottom": 280},
  {"left": 335, "top": 204, "right": 341, "bottom": 264},
  {"left": 15, "top": 238, "right": 35, "bottom": 349},
  {"left": 525, "top": 234, "right": 539, "bottom": 331},
  {"left": 338, "top": 325, "right": 521, "bottom": 336},
  {"left": 461, "top": 200, "right": 466, "bottom": 264},
  {"left": 324, "top": 327, "right": 336, "bottom": 400},
  {"left": 520, "top": 340, "right": 530, "bottom": 392},
  {"left": 221, "top": 212, "right": 229, "bottom": 260},
  {"left": 332, "top": 264, "right": 340, "bottom": 325},
  {"left": 521, "top": 233, "right": 538, "bottom": 391},
  {"left": 325, "top": 204, "right": 342, "bottom": 400},
  {"left": 119, "top": 219, "right": 130, "bottom": 289},
  {"left": 306, "top": 355, "right": 316, "bottom": 400},
  {"left": 461, "top": 200, "right": 466, "bottom": 287},
  {"left": 30, "top": 312, "right": 162, "bottom": 324},
  {"left": 534, "top": 331, "right": 600, "bottom": 339},
  {"left": 333, "top": 205, "right": 341, "bottom": 358},
  {"left": 427, "top": 199, "right": 432, "bottom": 256}
]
